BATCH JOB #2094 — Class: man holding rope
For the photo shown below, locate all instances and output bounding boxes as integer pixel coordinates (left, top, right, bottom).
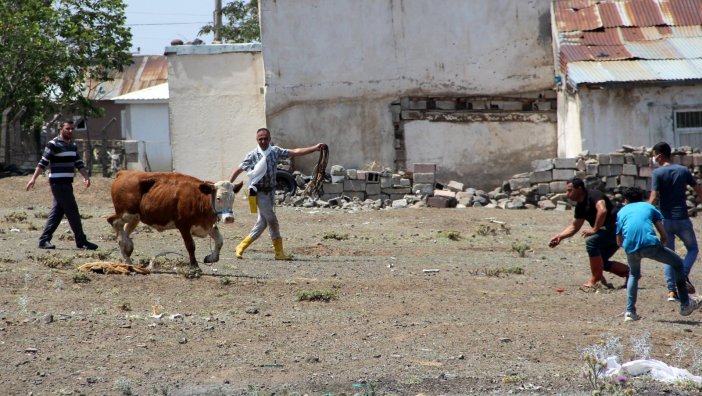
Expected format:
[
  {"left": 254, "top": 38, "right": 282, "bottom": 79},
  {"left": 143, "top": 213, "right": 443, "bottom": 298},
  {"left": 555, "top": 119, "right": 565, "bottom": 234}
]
[{"left": 229, "top": 127, "right": 325, "bottom": 260}]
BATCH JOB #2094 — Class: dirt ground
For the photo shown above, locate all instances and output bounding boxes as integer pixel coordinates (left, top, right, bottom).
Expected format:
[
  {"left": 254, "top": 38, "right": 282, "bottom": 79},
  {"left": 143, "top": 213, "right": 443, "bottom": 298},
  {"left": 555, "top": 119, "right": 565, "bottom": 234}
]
[{"left": 2, "top": 175, "right": 702, "bottom": 395}]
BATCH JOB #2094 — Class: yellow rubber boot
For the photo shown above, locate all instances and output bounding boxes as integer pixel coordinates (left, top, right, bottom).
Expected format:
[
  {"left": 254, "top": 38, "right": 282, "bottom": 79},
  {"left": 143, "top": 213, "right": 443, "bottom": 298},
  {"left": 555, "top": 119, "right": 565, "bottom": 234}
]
[
  {"left": 273, "top": 238, "right": 293, "bottom": 260},
  {"left": 235, "top": 236, "right": 254, "bottom": 259}
]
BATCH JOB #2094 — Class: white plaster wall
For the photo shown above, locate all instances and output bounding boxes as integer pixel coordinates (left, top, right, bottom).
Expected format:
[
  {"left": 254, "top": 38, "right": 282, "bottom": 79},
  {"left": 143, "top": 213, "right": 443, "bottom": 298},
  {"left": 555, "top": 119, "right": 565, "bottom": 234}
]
[
  {"left": 167, "top": 51, "right": 266, "bottom": 181},
  {"left": 123, "top": 104, "right": 172, "bottom": 172},
  {"left": 260, "top": 0, "right": 555, "bottom": 176},
  {"left": 557, "top": 91, "right": 583, "bottom": 157},
  {"left": 568, "top": 85, "right": 702, "bottom": 154},
  {"left": 405, "top": 120, "right": 556, "bottom": 189}
]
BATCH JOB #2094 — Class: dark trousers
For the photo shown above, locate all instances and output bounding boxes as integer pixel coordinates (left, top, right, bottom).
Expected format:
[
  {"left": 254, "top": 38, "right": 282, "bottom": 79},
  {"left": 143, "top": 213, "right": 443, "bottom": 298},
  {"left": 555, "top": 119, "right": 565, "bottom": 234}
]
[{"left": 39, "top": 183, "right": 86, "bottom": 245}]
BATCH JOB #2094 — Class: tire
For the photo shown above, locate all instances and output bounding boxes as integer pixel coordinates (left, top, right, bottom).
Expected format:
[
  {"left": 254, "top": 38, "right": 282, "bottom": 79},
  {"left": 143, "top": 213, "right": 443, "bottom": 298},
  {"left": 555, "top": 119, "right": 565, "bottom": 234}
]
[{"left": 275, "top": 171, "right": 297, "bottom": 195}]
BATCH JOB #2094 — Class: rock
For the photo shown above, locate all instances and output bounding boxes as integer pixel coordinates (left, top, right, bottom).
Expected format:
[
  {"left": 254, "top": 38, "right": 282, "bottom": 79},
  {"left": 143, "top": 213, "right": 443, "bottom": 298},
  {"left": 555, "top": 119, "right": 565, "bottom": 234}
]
[{"left": 245, "top": 307, "right": 259, "bottom": 314}]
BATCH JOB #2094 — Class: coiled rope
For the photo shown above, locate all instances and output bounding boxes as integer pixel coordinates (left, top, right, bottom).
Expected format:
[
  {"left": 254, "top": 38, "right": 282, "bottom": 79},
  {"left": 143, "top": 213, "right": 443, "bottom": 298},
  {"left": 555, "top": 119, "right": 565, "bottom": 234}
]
[{"left": 303, "top": 143, "right": 329, "bottom": 198}]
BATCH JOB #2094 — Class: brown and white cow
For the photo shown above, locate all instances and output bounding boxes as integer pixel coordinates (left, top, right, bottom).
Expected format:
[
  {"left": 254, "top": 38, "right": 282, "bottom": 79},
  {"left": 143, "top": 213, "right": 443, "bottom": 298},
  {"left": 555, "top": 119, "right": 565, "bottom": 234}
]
[{"left": 107, "top": 171, "right": 243, "bottom": 269}]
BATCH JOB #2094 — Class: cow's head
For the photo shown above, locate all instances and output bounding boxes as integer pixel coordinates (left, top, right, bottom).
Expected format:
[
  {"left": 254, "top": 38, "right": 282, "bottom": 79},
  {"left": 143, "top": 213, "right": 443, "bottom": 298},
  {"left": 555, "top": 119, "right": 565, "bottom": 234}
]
[{"left": 203, "top": 181, "right": 243, "bottom": 223}]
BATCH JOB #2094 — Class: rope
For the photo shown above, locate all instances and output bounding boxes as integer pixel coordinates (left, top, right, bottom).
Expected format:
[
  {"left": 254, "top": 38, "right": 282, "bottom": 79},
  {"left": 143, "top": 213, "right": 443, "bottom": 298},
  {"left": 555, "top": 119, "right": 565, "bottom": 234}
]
[{"left": 303, "top": 143, "right": 329, "bottom": 198}]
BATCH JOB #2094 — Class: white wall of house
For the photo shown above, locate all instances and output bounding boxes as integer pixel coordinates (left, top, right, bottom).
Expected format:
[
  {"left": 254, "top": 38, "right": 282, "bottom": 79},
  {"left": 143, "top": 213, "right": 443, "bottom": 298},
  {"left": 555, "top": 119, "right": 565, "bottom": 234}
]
[
  {"left": 166, "top": 45, "right": 266, "bottom": 182},
  {"left": 558, "top": 85, "right": 702, "bottom": 156},
  {"left": 120, "top": 103, "right": 172, "bottom": 172},
  {"left": 260, "top": 0, "right": 556, "bottom": 181}
]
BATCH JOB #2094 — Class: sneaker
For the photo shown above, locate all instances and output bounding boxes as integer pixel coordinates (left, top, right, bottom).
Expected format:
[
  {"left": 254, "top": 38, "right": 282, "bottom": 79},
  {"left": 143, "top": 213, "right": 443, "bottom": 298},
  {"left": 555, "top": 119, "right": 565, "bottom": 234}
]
[
  {"left": 77, "top": 241, "right": 98, "bottom": 250},
  {"left": 680, "top": 298, "right": 701, "bottom": 316},
  {"left": 686, "top": 278, "right": 696, "bottom": 294},
  {"left": 624, "top": 312, "right": 641, "bottom": 322},
  {"left": 38, "top": 241, "right": 55, "bottom": 249},
  {"left": 668, "top": 291, "right": 679, "bottom": 302}
]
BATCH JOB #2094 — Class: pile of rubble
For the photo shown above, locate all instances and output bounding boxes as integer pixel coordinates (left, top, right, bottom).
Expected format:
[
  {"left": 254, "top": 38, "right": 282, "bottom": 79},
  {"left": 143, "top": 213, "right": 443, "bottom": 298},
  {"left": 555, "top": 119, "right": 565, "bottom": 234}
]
[{"left": 277, "top": 145, "right": 702, "bottom": 213}]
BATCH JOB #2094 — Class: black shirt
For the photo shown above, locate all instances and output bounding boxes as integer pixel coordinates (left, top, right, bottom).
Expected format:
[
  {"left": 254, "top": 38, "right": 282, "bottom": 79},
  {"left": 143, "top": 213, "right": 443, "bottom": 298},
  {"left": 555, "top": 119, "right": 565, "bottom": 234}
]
[{"left": 573, "top": 189, "right": 616, "bottom": 227}]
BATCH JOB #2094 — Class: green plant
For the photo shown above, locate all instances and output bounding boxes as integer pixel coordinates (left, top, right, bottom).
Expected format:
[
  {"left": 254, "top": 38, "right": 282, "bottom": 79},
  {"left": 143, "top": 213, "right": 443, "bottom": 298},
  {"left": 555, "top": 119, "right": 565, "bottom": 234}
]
[
  {"left": 468, "top": 266, "right": 524, "bottom": 277},
  {"left": 72, "top": 272, "right": 91, "bottom": 283},
  {"left": 438, "top": 230, "right": 462, "bottom": 241},
  {"left": 220, "top": 277, "right": 232, "bottom": 286},
  {"left": 4, "top": 211, "right": 27, "bottom": 222},
  {"left": 295, "top": 289, "right": 338, "bottom": 302},
  {"left": 37, "top": 253, "right": 74, "bottom": 269},
  {"left": 322, "top": 231, "right": 349, "bottom": 240},
  {"left": 511, "top": 242, "right": 531, "bottom": 257}
]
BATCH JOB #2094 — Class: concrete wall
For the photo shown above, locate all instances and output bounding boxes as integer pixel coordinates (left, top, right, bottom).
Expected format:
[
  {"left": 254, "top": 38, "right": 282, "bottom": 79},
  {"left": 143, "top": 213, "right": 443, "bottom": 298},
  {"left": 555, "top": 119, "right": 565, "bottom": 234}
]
[
  {"left": 559, "top": 85, "right": 702, "bottom": 156},
  {"left": 260, "top": 0, "right": 555, "bottom": 177},
  {"left": 122, "top": 103, "right": 171, "bottom": 172},
  {"left": 405, "top": 119, "right": 557, "bottom": 189},
  {"left": 167, "top": 45, "right": 266, "bottom": 182}
]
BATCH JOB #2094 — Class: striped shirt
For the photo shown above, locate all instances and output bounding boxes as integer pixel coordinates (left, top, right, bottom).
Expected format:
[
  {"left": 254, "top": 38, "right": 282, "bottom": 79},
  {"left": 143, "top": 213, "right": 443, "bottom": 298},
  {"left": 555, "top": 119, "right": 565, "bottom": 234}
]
[
  {"left": 37, "top": 136, "right": 86, "bottom": 183},
  {"left": 239, "top": 145, "right": 289, "bottom": 191}
]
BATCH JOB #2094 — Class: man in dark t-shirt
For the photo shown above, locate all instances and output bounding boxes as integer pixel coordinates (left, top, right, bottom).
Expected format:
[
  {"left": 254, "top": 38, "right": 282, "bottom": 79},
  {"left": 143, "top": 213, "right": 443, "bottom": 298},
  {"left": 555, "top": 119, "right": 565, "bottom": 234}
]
[{"left": 549, "top": 178, "right": 629, "bottom": 288}]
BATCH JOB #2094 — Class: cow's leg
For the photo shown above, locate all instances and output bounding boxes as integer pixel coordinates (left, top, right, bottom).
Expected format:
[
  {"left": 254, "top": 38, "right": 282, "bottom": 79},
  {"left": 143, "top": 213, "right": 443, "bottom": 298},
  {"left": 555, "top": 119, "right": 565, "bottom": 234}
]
[
  {"left": 204, "top": 226, "right": 223, "bottom": 264},
  {"left": 111, "top": 214, "right": 138, "bottom": 265},
  {"left": 178, "top": 226, "right": 199, "bottom": 268}
]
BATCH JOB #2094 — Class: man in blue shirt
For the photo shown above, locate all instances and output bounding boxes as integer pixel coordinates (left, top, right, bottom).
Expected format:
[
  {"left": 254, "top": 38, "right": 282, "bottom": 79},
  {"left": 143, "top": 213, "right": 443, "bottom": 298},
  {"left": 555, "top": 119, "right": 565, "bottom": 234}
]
[
  {"left": 648, "top": 142, "right": 701, "bottom": 301},
  {"left": 616, "top": 187, "right": 699, "bottom": 321}
]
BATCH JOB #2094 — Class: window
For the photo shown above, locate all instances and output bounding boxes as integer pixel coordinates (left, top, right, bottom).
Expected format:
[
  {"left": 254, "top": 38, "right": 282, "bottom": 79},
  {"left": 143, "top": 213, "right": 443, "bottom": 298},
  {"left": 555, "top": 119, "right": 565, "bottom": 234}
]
[
  {"left": 72, "top": 116, "right": 87, "bottom": 131},
  {"left": 674, "top": 110, "right": 702, "bottom": 148}
]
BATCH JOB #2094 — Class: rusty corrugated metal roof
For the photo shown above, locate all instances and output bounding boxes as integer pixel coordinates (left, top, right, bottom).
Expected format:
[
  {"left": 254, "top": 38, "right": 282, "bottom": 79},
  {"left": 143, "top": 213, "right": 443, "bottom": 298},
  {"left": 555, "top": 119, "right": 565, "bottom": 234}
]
[
  {"left": 554, "top": 0, "right": 702, "bottom": 86},
  {"left": 86, "top": 55, "right": 168, "bottom": 100},
  {"left": 568, "top": 59, "right": 702, "bottom": 85}
]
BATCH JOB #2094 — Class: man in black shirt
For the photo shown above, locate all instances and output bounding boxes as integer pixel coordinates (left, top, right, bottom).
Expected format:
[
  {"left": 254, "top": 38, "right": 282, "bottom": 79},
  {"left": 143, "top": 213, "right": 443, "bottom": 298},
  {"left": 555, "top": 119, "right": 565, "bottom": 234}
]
[{"left": 549, "top": 178, "right": 629, "bottom": 288}]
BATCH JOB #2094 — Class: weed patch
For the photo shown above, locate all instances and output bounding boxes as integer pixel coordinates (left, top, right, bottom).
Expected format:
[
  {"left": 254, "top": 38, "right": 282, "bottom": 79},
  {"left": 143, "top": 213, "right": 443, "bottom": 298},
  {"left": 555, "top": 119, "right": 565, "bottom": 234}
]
[
  {"left": 295, "top": 289, "right": 338, "bottom": 302},
  {"left": 468, "top": 266, "right": 524, "bottom": 277},
  {"left": 322, "top": 231, "right": 349, "bottom": 240},
  {"left": 36, "top": 253, "right": 74, "bottom": 269},
  {"left": 4, "top": 211, "right": 28, "bottom": 222},
  {"left": 511, "top": 242, "right": 531, "bottom": 257},
  {"left": 437, "top": 230, "right": 462, "bottom": 241}
]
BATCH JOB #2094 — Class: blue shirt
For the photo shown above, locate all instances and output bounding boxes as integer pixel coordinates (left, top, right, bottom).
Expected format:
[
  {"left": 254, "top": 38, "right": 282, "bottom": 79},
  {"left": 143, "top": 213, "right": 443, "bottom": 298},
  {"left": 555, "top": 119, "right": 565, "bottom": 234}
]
[
  {"left": 238, "top": 145, "right": 290, "bottom": 191},
  {"left": 651, "top": 164, "right": 696, "bottom": 220},
  {"left": 616, "top": 202, "right": 663, "bottom": 254}
]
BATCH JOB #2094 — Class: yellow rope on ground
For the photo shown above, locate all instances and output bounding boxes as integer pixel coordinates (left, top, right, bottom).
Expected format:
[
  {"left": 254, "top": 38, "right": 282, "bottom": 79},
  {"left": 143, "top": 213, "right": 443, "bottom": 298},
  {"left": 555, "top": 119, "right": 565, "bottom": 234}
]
[{"left": 78, "top": 261, "right": 150, "bottom": 275}]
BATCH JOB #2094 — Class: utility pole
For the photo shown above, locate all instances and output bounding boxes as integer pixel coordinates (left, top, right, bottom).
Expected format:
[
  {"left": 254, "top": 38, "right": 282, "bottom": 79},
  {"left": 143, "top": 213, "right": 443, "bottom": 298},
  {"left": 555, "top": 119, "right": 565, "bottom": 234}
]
[{"left": 214, "top": 0, "right": 222, "bottom": 42}]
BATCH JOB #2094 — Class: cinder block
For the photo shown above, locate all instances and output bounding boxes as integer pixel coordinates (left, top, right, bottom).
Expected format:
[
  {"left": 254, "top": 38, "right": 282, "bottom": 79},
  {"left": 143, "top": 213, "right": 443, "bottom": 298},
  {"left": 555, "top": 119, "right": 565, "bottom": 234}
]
[
  {"left": 693, "top": 154, "right": 702, "bottom": 166},
  {"left": 537, "top": 183, "right": 550, "bottom": 195},
  {"left": 380, "top": 176, "right": 393, "bottom": 188},
  {"left": 624, "top": 154, "right": 635, "bottom": 164},
  {"left": 532, "top": 159, "right": 553, "bottom": 172},
  {"left": 413, "top": 163, "right": 436, "bottom": 173},
  {"left": 401, "top": 98, "right": 427, "bottom": 110},
  {"left": 399, "top": 178, "right": 411, "bottom": 187},
  {"left": 638, "top": 166, "right": 652, "bottom": 177},
  {"left": 366, "top": 172, "right": 380, "bottom": 183},
  {"left": 599, "top": 165, "right": 623, "bottom": 177},
  {"left": 605, "top": 176, "right": 617, "bottom": 189},
  {"left": 609, "top": 153, "right": 625, "bottom": 165},
  {"left": 554, "top": 158, "right": 577, "bottom": 169},
  {"left": 367, "top": 194, "right": 389, "bottom": 201},
  {"left": 597, "top": 154, "right": 610, "bottom": 165},
  {"left": 427, "top": 196, "right": 457, "bottom": 208},
  {"left": 587, "top": 163, "right": 598, "bottom": 176},
  {"left": 412, "top": 183, "right": 434, "bottom": 195},
  {"left": 447, "top": 180, "right": 464, "bottom": 192},
  {"left": 322, "top": 182, "right": 344, "bottom": 194},
  {"left": 435, "top": 100, "right": 456, "bottom": 110},
  {"left": 681, "top": 155, "right": 693, "bottom": 167},
  {"left": 635, "top": 178, "right": 649, "bottom": 191},
  {"left": 124, "top": 140, "right": 139, "bottom": 154},
  {"left": 550, "top": 181, "right": 567, "bottom": 193},
  {"left": 391, "top": 175, "right": 401, "bottom": 185},
  {"left": 356, "top": 170, "right": 366, "bottom": 180},
  {"left": 365, "top": 183, "right": 381, "bottom": 195},
  {"left": 433, "top": 189, "right": 457, "bottom": 198},
  {"left": 413, "top": 173, "right": 435, "bottom": 184},
  {"left": 633, "top": 154, "right": 649, "bottom": 166},
  {"left": 382, "top": 187, "right": 412, "bottom": 195},
  {"left": 509, "top": 178, "right": 531, "bottom": 190},
  {"left": 346, "top": 169, "right": 357, "bottom": 179},
  {"left": 619, "top": 175, "right": 635, "bottom": 187},
  {"left": 552, "top": 169, "right": 576, "bottom": 181},
  {"left": 622, "top": 164, "right": 638, "bottom": 176},
  {"left": 530, "top": 170, "right": 552, "bottom": 184},
  {"left": 343, "top": 179, "right": 366, "bottom": 192}
]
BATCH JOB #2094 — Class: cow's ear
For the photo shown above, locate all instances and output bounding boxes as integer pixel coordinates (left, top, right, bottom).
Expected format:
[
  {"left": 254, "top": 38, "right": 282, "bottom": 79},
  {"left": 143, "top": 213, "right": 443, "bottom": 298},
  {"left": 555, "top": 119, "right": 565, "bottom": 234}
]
[
  {"left": 233, "top": 181, "right": 244, "bottom": 193},
  {"left": 199, "top": 182, "right": 215, "bottom": 195}
]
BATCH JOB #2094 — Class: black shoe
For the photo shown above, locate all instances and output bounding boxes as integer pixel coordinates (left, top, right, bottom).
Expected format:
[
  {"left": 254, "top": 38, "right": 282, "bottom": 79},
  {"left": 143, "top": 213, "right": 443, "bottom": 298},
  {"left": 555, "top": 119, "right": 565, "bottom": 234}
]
[
  {"left": 77, "top": 241, "right": 98, "bottom": 250},
  {"left": 38, "top": 241, "right": 55, "bottom": 249}
]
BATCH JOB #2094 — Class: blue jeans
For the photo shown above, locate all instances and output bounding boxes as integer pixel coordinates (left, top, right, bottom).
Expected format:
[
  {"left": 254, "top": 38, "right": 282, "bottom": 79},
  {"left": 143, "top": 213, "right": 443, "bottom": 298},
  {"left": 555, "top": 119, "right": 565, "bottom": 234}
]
[
  {"left": 627, "top": 244, "right": 689, "bottom": 313},
  {"left": 662, "top": 218, "right": 698, "bottom": 292}
]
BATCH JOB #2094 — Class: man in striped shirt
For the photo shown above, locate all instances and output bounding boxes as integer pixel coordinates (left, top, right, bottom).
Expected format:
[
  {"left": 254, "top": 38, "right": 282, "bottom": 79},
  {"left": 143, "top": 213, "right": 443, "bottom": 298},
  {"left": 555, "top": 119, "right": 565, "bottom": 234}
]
[{"left": 26, "top": 120, "right": 98, "bottom": 250}]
